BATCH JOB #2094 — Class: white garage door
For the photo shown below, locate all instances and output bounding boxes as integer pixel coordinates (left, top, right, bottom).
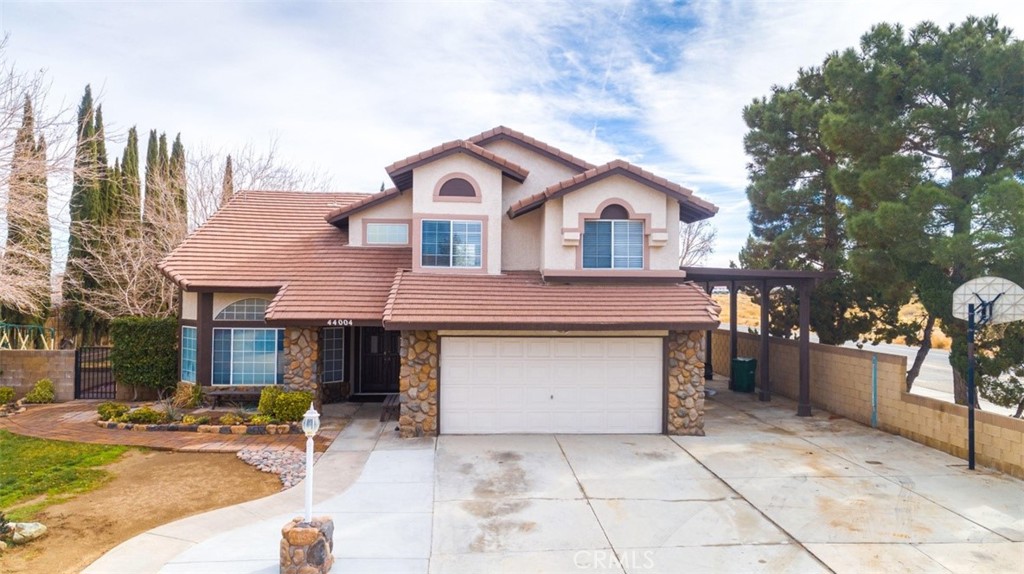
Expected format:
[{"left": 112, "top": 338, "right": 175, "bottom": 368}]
[{"left": 440, "top": 337, "right": 663, "bottom": 434}]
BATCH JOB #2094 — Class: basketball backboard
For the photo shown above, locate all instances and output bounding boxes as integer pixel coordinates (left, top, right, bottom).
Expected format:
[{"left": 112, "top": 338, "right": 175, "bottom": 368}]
[{"left": 952, "top": 276, "right": 1024, "bottom": 325}]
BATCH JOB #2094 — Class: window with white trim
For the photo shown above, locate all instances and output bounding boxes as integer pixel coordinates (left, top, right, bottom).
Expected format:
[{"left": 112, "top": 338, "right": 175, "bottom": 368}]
[
  {"left": 215, "top": 298, "right": 270, "bottom": 321},
  {"left": 212, "top": 328, "right": 284, "bottom": 385},
  {"left": 421, "top": 219, "right": 482, "bottom": 268},
  {"left": 366, "top": 222, "right": 409, "bottom": 245},
  {"left": 180, "top": 326, "right": 197, "bottom": 383},
  {"left": 582, "top": 220, "right": 644, "bottom": 269}
]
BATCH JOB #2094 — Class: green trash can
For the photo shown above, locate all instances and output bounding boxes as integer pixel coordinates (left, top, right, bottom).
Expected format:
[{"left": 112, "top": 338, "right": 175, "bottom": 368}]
[{"left": 732, "top": 357, "right": 756, "bottom": 393}]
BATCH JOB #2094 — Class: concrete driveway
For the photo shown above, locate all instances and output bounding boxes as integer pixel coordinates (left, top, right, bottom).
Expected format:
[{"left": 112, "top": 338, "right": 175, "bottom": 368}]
[{"left": 429, "top": 392, "right": 1023, "bottom": 573}]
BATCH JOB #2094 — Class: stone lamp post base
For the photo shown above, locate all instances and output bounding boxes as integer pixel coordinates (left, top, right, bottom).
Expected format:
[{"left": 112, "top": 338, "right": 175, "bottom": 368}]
[{"left": 280, "top": 517, "right": 334, "bottom": 574}]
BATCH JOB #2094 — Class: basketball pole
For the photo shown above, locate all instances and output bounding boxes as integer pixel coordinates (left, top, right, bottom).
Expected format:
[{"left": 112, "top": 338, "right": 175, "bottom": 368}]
[{"left": 967, "top": 302, "right": 976, "bottom": 471}]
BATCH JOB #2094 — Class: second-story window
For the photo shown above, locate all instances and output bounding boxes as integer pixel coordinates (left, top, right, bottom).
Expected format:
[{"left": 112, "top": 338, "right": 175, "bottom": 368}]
[
  {"left": 582, "top": 204, "right": 643, "bottom": 269},
  {"left": 421, "top": 220, "right": 482, "bottom": 268}
]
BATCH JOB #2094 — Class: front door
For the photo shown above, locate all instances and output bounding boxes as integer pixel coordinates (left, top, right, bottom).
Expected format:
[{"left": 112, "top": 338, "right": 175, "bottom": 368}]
[{"left": 358, "top": 327, "right": 400, "bottom": 394}]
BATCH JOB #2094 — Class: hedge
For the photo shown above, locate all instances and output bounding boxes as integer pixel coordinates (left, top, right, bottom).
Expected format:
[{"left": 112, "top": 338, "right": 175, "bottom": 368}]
[{"left": 110, "top": 317, "right": 179, "bottom": 400}]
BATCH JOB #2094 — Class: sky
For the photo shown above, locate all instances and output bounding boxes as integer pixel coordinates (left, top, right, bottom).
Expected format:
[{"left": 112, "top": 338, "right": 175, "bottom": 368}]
[{"left": 1, "top": 0, "right": 1021, "bottom": 268}]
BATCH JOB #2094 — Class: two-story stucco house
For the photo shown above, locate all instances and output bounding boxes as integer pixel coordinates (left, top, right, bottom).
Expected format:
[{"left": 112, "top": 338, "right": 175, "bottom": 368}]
[{"left": 159, "top": 127, "right": 721, "bottom": 437}]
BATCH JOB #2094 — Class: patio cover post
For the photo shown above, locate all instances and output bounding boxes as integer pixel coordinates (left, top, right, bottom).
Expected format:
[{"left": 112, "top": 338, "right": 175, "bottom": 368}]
[
  {"left": 704, "top": 283, "right": 714, "bottom": 379},
  {"left": 759, "top": 279, "right": 771, "bottom": 402},
  {"left": 797, "top": 280, "right": 812, "bottom": 416},
  {"left": 729, "top": 280, "right": 737, "bottom": 390}
]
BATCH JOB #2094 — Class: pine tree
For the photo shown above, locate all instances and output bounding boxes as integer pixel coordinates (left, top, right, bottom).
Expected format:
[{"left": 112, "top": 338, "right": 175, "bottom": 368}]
[
  {"left": 220, "top": 154, "right": 234, "bottom": 208},
  {"left": 1, "top": 96, "right": 51, "bottom": 324}
]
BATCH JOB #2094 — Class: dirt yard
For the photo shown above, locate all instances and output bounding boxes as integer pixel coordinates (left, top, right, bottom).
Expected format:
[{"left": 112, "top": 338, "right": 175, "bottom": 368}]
[{"left": 0, "top": 449, "right": 282, "bottom": 574}]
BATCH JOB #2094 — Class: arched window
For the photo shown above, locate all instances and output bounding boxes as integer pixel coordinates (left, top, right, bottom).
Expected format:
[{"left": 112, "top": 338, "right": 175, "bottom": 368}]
[
  {"left": 438, "top": 177, "right": 477, "bottom": 197},
  {"left": 600, "top": 203, "right": 630, "bottom": 219},
  {"left": 216, "top": 298, "right": 270, "bottom": 321}
]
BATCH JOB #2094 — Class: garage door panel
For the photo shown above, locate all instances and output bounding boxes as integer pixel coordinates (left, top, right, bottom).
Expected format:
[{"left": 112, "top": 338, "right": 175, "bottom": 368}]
[{"left": 441, "top": 337, "right": 663, "bottom": 434}]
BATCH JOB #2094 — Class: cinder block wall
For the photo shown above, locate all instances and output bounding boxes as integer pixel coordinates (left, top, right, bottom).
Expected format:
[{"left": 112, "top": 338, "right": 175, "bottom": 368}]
[
  {"left": 0, "top": 350, "right": 76, "bottom": 401},
  {"left": 710, "top": 329, "right": 1024, "bottom": 478}
]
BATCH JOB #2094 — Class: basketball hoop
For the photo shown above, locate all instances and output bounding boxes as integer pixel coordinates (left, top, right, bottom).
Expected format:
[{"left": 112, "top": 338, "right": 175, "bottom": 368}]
[{"left": 952, "top": 276, "right": 1024, "bottom": 470}]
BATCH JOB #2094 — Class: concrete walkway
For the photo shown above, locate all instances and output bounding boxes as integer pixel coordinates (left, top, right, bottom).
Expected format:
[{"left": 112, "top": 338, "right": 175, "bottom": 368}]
[
  {"left": 0, "top": 401, "right": 346, "bottom": 452},
  {"left": 85, "top": 385, "right": 1023, "bottom": 573}
]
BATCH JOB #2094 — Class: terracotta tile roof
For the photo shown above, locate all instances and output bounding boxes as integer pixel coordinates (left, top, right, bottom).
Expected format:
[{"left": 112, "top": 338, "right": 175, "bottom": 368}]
[
  {"left": 324, "top": 186, "right": 402, "bottom": 225},
  {"left": 467, "top": 126, "right": 596, "bottom": 172},
  {"left": 385, "top": 139, "right": 529, "bottom": 191},
  {"left": 507, "top": 159, "right": 719, "bottom": 223},
  {"left": 158, "top": 191, "right": 412, "bottom": 324},
  {"left": 383, "top": 271, "right": 721, "bottom": 331}
]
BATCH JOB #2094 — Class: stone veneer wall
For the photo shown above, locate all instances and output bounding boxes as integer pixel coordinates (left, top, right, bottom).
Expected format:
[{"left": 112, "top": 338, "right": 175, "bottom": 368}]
[
  {"left": 398, "top": 330, "right": 438, "bottom": 437},
  {"left": 284, "top": 327, "right": 321, "bottom": 404},
  {"left": 666, "top": 330, "right": 706, "bottom": 436}
]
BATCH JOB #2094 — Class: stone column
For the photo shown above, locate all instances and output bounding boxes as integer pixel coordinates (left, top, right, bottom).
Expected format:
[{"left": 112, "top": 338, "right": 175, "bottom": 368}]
[
  {"left": 666, "top": 330, "right": 706, "bottom": 436},
  {"left": 280, "top": 517, "right": 334, "bottom": 574},
  {"left": 284, "top": 327, "right": 321, "bottom": 406},
  {"left": 398, "top": 330, "right": 439, "bottom": 437}
]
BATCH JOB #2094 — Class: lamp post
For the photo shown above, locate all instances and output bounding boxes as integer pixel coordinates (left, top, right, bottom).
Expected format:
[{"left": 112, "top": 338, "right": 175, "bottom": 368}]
[{"left": 301, "top": 402, "right": 320, "bottom": 523}]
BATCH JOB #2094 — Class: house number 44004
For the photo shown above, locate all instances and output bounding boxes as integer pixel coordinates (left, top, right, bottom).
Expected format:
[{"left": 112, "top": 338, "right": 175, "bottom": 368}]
[{"left": 326, "top": 319, "right": 352, "bottom": 326}]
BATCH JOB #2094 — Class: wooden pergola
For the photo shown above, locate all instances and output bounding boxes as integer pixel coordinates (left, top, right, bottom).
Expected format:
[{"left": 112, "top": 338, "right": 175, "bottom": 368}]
[{"left": 682, "top": 267, "right": 838, "bottom": 417}]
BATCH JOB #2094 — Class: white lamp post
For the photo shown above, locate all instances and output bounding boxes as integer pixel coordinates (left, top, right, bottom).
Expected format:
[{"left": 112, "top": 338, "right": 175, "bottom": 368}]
[{"left": 301, "top": 402, "right": 320, "bottom": 523}]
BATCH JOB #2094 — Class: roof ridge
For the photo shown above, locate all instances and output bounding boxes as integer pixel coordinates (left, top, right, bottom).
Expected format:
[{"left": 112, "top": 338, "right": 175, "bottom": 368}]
[
  {"left": 382, "top": 268, "right": 407, "bottom": 327},
  {"left": 466, "top": 126, "right": 596, "bottom": 171}
]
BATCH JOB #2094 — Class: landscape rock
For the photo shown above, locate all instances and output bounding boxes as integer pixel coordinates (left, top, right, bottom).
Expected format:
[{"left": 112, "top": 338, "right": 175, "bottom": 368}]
[
  {"left": 237, "top": 448, "right": 320, "bottom": 489},
  {"left": 11, "top": 522, "right": 47, "bottom": 544}
]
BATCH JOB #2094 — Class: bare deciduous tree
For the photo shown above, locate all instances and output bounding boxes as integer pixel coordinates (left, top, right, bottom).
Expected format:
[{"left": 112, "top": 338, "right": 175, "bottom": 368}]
[{"left": 679, "top": 220, "right": 717, "bottom": 267}]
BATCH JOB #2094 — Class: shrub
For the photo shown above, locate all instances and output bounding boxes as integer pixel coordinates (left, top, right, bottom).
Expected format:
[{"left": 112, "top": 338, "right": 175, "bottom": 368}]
[
  {"left": 97, "top": 402, "right": 130, "bottom": 421},
  {"left": 272, "top": 391, "right": 315, "bottom": 422},
  {"left": 257, "top": 386, "right": 284, "bottom": 416},
  {"left": 218, "top": 413, "right": 244, "bottom": 425},
  {"left": 171, "top": 383, "right": 204, "bottom": 409},
  {"left": 23, "top": 379, "right": 55, "bottom": 404},
  {"left": 182, "top": 414, "right": 210, "bottom": 425},
  {"left": 0, "top": 386, "right": 15, "bottom": 404},
  {"left": 110, "top": 317, "right": 178, "bottom": 400},
  {"left": 247, "top": 414, "right": 275, "bottom": 425},
  {"left": 120, "top": 406, "right": 169, "bottom": 425}
]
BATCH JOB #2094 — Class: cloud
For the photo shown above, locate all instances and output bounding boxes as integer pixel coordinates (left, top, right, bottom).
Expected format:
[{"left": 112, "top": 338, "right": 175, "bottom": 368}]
[{"left": 1, "top": 0, "right": 1021, "bottom": 270}]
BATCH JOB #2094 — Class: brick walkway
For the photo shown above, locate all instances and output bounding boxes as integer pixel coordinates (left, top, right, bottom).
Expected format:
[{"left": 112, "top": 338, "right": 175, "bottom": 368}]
[{"left": 0, "top": 401, "right": 347, "bottom": 453}]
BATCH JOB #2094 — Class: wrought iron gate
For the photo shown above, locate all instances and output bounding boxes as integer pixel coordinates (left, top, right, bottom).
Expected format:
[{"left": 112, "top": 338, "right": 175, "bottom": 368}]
[{"left": 75, "top": 347, "right": 116, "bottom": 400}]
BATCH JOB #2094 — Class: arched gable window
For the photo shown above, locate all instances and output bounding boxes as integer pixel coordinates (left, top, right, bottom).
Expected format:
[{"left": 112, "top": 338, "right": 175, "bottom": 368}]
[
  {"left": 438, "top": 177, "right": 477, "bottom": 197},
  {"left": 216, "top": 298, "right": 270, "bottom": 321},
  {"left": 600, "top": 203, "right": 630, "bottom": 219}
]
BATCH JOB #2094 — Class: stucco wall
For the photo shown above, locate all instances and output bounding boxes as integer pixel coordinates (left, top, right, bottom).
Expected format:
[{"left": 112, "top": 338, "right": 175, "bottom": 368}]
[
  {"left": 710, "top": 329, "right": 1024, "bottom": 478},
  {"left": 411, "top": 153, "right": 503, "bottom": 274},
  {"left": 0, "top": 350, "right": 75, "bottom": 402},
  {"left": 181, "top": 291, "right": 198, "bottom": 321},
  {"left": 348, "top": 192, "right": 414, "bottom": 247}
]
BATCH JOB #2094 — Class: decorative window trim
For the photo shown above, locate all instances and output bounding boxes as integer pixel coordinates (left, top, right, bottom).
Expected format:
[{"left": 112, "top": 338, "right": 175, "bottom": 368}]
[
  {"left": 181, "top": 326, "right": 197, "bottom": 383},
  {"left": 215, "top": 298, "right": 271, "bottom": 321},
  {"left": 413, "top": 215, "right": 488, "bottom": 273},
  {"left": 363, "top": 219, "right": 411, "bottom": 246},
  {"left": 573, "top": 199, "right": 650, "bottom": 270},
  {"left": 212, "top": 327, "right": 284, "bottom": 386},
  {"left": 432, "top": 172, "right": 482, "bottom": 203}
]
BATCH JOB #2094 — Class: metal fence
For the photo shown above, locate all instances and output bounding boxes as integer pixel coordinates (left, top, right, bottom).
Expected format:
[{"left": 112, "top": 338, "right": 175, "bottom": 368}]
[
  {"left": 0, "top": 323, "right": 57, "bottom": 350},
  {"left": 75, "top": 346, "right": 116, "bottom": 400}
]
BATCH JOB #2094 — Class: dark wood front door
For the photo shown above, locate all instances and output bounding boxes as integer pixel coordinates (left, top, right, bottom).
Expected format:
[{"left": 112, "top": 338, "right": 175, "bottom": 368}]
[{"left": 358, "top": 327, "right": 400, "bottom": 394}]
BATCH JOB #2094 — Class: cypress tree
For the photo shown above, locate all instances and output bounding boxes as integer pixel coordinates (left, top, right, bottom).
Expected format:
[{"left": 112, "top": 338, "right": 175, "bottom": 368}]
[
  {"left": 144, "top": 129, "right": 159, "bottom": 224},
  {"left": 63, "top": 85, "right": 104, "bottom": 343},
  {"left": 168, "top": 133, "right": 187, "bottom": 229},
  {"left": 220, "top": 155, "right": 234, "bottom": 208},
  {"left": 158, "top": 133, "right": 168, "bottom": 180},
  {"left": 1, "top": 96, "right": 51, "bottom": 324},
  {"left": 119, "top": 126, "right": 141, "bottom": 221}
]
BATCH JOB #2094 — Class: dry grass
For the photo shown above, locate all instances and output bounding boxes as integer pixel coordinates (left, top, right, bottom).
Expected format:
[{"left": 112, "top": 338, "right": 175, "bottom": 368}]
[{"left": 711, "top": 294, "right": 952, "bottom": 349}]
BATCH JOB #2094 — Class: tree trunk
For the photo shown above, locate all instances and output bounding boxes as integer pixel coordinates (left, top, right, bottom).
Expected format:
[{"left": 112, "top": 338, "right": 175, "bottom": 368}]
[
  {"left": 905, "top": 314, "right": 936, "bottom": 391},
  {"left": 950, "top": 365, "right": 978, "bottom": 408},
  {"left": 1014, "top": 399, "right": 1023, "bottom": 419}
]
